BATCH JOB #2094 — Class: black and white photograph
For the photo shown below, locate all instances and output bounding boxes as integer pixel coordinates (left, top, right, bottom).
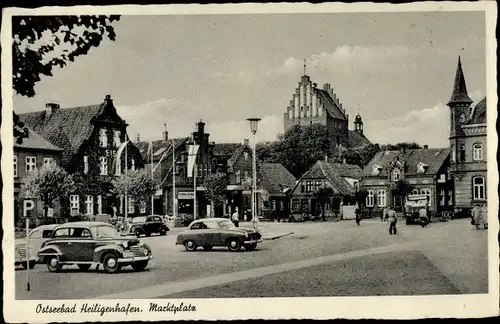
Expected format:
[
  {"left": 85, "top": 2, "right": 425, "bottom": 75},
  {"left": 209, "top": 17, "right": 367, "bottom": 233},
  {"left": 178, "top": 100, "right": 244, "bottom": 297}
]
[{"left": 2, "top": 2, "right": 498, "bottom": 322}]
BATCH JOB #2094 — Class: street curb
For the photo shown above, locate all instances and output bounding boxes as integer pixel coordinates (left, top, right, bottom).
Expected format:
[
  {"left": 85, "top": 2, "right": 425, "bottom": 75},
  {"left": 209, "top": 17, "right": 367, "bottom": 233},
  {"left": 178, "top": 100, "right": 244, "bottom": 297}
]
[{"left": 263, "top": 232, "right": 294, "bottom": 241}]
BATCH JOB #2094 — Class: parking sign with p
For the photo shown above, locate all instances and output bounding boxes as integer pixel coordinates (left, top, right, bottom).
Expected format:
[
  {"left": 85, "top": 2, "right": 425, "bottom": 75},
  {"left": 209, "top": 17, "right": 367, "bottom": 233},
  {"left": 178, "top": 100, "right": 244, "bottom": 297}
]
[{"left": 23, "top": 199, "right": 37, "bottom": 218}]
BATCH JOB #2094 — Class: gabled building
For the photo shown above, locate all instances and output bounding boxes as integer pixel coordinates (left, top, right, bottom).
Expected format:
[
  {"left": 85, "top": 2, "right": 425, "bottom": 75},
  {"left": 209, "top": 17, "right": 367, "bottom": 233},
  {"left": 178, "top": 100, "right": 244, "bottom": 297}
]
[
  {"left": 361, "top": 147, "right": 452, "bottom": 213},
  {"left": 283, "top": 70, "right": 372, "bottom": 150},
  {"left": 446, "top": 56, "right": 487, "bottom": 212},
  {"left": 14, "top": 128, "right": 63, "bottom": 221},
  {"left": 19, "top": 95, "right": 144, "bottom": 217},
  {"left": 289, "top": 160, "right": 363, "bottom": 217},
  {"left": 258, "top": 163, "right": 296, "bottom": 220}
]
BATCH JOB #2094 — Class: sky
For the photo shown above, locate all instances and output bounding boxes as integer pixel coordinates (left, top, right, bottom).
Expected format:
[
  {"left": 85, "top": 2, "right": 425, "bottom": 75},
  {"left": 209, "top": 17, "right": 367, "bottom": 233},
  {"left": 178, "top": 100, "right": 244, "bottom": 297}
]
[{"left": 13, "top": 11, "right": 486, "bottom": 148}]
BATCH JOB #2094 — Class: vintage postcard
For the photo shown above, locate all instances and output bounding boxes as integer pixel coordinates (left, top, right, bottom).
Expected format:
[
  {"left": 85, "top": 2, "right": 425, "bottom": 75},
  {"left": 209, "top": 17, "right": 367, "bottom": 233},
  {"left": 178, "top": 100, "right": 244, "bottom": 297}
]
[{"left": 1, "top": 2, "right": 498, "bottom": 322}]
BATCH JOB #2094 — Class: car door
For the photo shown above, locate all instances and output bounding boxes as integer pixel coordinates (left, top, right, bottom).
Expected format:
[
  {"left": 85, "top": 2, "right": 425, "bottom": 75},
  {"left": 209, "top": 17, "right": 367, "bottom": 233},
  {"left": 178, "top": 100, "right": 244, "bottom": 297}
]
[
  {"left": 189, "top": 222, "right": 206, "bottom": 245},
  {"left": 64, "top": 228, "right": 94, "bottom": 262},
  {"left": 144, "top": 216, "right": 154, "bottom": 233},
  {"left": 51, "top": 228, "right": 72, "bottom": 261},
  {"left": 153, "top": 216, "right": 163, "bottom": 233},
  {"left": 203, "top": 221, "right": 221, "bottom": 246}
]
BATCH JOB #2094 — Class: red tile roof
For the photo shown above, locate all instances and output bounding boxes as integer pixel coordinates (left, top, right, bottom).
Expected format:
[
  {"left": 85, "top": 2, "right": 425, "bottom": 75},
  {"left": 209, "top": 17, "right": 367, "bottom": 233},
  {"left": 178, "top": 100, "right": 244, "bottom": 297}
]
[
  {"left": 316, "top": 89, "right": 347, "bottom": 120},
  {"left": 258, "top": 163, "right": 296, "bottom": 195},
  {"left": 14, "top": 128, "right": 62, "bottom": 152}
]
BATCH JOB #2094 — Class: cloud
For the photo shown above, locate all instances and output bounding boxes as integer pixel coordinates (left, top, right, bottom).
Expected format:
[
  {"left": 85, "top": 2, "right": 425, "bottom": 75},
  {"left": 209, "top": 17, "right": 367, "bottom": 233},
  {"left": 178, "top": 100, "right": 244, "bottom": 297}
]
[
  {"left": 367, "top": 102, "right": 450, "bottom": 148},
  {"left": 206, "top": 115, "right": 283, "bottom": 143}
]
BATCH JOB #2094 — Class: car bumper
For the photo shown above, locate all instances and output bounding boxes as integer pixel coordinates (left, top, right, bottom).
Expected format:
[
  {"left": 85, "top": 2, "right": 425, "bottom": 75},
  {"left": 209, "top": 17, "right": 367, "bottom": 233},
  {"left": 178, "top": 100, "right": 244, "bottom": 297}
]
[
  {"left": 118, "top": 255, "right": 153, "bottom": 263},
  {"left": 243, "top": 239, "right": 263, "bottom": 244}
]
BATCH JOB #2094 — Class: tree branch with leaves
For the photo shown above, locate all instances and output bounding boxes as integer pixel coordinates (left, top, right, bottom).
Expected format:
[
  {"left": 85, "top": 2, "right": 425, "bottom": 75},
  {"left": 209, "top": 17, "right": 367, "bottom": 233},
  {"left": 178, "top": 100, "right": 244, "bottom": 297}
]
[
  {"left": 390, "top": 179, "right": 415, "bottom": 216},
  {"left": 203, "top": 173, "right": 230, "bottom": 217},
  {"left": 111, "top": 170, "right": 156, "bottom": 208}
]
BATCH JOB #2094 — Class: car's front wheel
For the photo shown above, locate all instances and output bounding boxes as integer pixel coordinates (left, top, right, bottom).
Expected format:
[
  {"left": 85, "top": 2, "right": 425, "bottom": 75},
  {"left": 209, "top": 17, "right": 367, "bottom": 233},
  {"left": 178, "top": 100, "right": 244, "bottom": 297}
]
[
  {"left": 227, "top": 238, "right": 241, "bottom": 252},
  {"left": 134, "top": 228, "right": 144, "bottom": 237},
  {"left": 78, "top": 264, "right": 91, "bottom": 271},
  {"left": 131, "top": 261, "right": 148, "bottom": 271},
  {"left": 46, "top": 256, "right": 62, "bottom": 272},
  {"left": 102, "top": 253, "right": 121, "bottom": 274},
  {"left": 184, "top": 240, "right": 197, "bottom": 251},
  {"left": 159, "top": 226, "right": 168, "bottom": 236}
]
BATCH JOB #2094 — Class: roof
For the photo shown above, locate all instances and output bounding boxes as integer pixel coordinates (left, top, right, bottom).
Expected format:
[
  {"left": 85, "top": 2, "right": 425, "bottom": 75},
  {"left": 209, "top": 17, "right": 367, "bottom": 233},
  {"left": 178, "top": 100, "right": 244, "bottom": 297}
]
[
  {"left": 300, "top": 161, "right": 361, "bottom": 196},
  {"left": 448, "top": 56, "right": 473, "bottom": 105},
  {"left": 14, "top": 128, "right": 62, "bottom": 152},
  {"left": 136, "top": 138, "right": 187, "bottom": 163},
  {"left": 468, "top": 97, "right": 486, "bottom": 125},
  {"left": 348, "top": 130, "right": 372, "bottom": 148},
  {"left": 55, "top": 221, "right": 113, "bottom": 228},
  {"left": 258, "top": 163, "right": 296, "bottom": 195},
  {"left": 316, "top": 89, "right": 347, "bottom": 120},
  {"left": 214, "top": 143, "right": 242, "bottom": 157},
  {"left": 18, "top": 97, "right": 127, "bottom": 167},
  {"left": 363, "top": 148, "right": 450, "bottom": 177}
]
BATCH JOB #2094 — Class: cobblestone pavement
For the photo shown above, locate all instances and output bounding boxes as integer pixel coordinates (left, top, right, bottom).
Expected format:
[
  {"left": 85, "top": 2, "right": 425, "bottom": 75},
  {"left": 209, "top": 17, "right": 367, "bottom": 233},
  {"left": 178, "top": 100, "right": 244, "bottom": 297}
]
[{"left": 14, "top": 218, "right": 488, "bottom": 299}]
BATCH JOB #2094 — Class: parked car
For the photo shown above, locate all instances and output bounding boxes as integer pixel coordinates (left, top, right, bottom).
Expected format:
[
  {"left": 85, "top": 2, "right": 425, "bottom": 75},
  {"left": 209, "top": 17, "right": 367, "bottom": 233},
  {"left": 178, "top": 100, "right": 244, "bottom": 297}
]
[
  {"left": 38, "top": 221, "right": 153, "bottom": 273},
  {"left": 126, "top": 215, "right": 169, "bottom": 237},
  {"left": 15, "top": 224, "right": 58, "bottom": 269},
  {"left": 176, "top": 218, "right": 263, "bottom": 252}
]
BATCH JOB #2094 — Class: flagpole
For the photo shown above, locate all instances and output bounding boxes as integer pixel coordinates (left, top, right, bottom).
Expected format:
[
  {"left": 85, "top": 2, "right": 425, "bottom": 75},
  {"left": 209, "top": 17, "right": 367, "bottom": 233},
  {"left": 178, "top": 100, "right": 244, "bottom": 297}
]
[
  {"left": 150, "top": 140, "right": 154, "bottom": 216},
  {"left": 125, "top": 137, "right": 128, "bottom": 225},
  {"left": 172, "top": 138, "right": 176, "bottom": 219}
]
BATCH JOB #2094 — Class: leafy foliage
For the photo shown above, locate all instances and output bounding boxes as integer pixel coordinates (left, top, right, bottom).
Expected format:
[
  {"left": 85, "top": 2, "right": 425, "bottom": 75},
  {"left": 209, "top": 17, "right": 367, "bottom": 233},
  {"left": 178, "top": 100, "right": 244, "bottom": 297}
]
[
  {"left": 379, "top": 142, "right": 421, "bottom": 151},
  {"left": 332, "top": 144, "right": 380, "bottom": 169},
  {"left": 111, "top": 169, "right": 156, "bottom": 203},
  {"left": 19, "top": 164, "right": 76, "bottom": 214},
  {"left": 13, "top": 15, "right": 121, "bottom": 97},
  {"left": 354, "top": 188, "right": 369, "bottom": 209},
  {"left": 313, "top": 186, "right": 336, "bottom": 221},
  {"left": 13, "top": 112, "right": 29, "bottom": 144},
  {"left": 390, "top": 179, "right": 415, "bottom": 215},
  {"left": 203, "top": 173, "right": 230, "bottom": 210}
]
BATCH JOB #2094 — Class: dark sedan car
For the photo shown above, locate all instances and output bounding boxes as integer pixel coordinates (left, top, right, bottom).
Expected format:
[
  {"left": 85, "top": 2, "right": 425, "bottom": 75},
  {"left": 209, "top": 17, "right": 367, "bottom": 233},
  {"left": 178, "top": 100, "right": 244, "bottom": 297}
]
[
  {"left": 127, "top": 215, "right": 169, "bottom": 237},
  {"left": 176, "top": 218, "right": 262, "bottom": 252}
]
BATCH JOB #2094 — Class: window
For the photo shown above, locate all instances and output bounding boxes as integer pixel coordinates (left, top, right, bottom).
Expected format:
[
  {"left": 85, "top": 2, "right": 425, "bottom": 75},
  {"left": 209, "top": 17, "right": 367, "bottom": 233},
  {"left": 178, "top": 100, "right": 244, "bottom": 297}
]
[
  {"left": 26, "top": 156, "right": 36, "bottom": 173},
  {"left": 366, "top": 190, "right": 374, "bottom": 207},
  {"left": 204, "top": 164, "right": 208, "bottom": 177},
  {"left": 113, "top": 130, "right": 121, "bottom": 147},
  {"left": 14, "top": 155, "right": 17, "bottom": 177},
  {"left": 448, "top": 190, "right": 453, "bottom": 206},
  {"left": 440, "top": 190, "right": 445, "bottom": 206},
  {"left": 451, "top": 145, "right": 456, "bottom": 162},
  {"left": 83, "top": 156, "right": 89, "bottom": 174},
  {"left": 99, "top": 129, "right": 108, "bottom": 147},
  {"left": 377, "top": 190, "right": 386, "bottom": 207},
  {"left": 85, "top": 195, "right": 93, "bottom": 215},
  {"left": 411, "top": 189, "right": 419, "bottom": 196},
  {"left": 97, "top": 195, "right": 102, "bottom": 214},
  {"left": 128, "top": 198, "right": 135, "bottom": 214},
  {"left": 29, "top": 230, "right": 41, "bottom": 239},
  {"left": 292, "top": 199, "right": 300, "bottom": 211},
  {"left": 244, "top": 152, "right": 249, "bottom": 162},
  {"left": 116, "top": 156, "right": 121, "bottom": 175},
  {"left": 139, "top": 201, "right": 146, "bottom": 213},
  {"left": 130, "top": 159, "right": 135, "bottom": 171},
  {"left": 208, "top": 164, "right": 212, "bottom": 175},
  {"left": 459, "top": 144, "right": 466, "bottom": 162},
  {"left": 54, "top": 228, "right": 70, "bottom": 238},
  {"left": 420, "top": 189, "right": 431, "bottom": 206},
  {"left": 244, "top": 170, "right": 249, "bottom": 184},
  {"left": 43, "top": 157, "right": 54, "bottom": 167},
  {"left": 473, "top": 176, "right": 486, "bottom": 200},
  {"left": 100, "top": 156, "right": 108, "bottom": 175},
  {"left": 235, "top": 170, "right": 241, "bottom": 183},
  {"left": 473, "top": 144, "right": 483, "bottom": 161},
  {"left": 197, "top": 164, "right": 202, "bottom": 178},
  {"left": 392, "top": 169, "right": 400, "bottom": 181},
  {"left": 190, "top": 222, "right": 203, "bottom": 230},
  {"left": 70, "top": 195, "right": 79, "bottom": 213}
]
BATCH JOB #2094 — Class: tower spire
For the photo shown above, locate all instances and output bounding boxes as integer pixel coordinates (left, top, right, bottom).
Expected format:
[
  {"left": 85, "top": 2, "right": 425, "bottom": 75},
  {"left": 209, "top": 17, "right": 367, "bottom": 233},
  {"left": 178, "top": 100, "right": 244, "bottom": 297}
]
[
  {"left": 303, "top": 58, "right": 306, "bottom": 76},
  {"left": 448, "top": 55, "right": 473, "bottom": 105}
]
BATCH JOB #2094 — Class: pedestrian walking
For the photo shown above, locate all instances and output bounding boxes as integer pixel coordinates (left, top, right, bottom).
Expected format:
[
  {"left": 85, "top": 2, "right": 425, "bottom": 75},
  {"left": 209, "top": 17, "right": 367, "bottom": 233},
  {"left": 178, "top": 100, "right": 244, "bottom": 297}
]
[
  {"left": 387, "top": 206, "right": 397, "bottom": 235},
  {"left": 472, "top": 204, "right": 482, "bottom": 230},
  {"left": 481, "top": 204, "right": 488, "bottom": 229},
  {"left": 418, "top": 206, "right": 429, "bottom": 227},
  {"left": 355, "top": 209, "right": 362, "bottom": 226},
  {"left": 232, "top": 208, "right": 240, "bottom": 227}
]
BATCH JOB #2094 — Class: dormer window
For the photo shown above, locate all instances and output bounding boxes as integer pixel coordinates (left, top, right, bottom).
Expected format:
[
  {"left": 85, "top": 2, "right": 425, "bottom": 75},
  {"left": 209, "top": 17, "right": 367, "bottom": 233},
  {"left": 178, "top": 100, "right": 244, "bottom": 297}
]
[
  {"left": 99, "top": 129, "right": 108, "bottom": 147},
  {"left": 372, "top": 164, "right": 382, "bottom": 176},
  {"left": 392, "top": 169, "right": 400, "bottom": 181},
  {"left": 417, "top": 162, "right": 428, "bottom": 173},
  {"left": 244, "top": 152, "right": 249, "bottom": 162}
]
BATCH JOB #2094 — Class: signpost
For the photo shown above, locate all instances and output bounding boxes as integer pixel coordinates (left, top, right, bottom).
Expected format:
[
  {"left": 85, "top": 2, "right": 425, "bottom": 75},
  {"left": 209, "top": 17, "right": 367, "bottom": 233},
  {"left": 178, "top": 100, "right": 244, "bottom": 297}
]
[{"left": 23, "top": 198, "right": 37, "bottom": 292}]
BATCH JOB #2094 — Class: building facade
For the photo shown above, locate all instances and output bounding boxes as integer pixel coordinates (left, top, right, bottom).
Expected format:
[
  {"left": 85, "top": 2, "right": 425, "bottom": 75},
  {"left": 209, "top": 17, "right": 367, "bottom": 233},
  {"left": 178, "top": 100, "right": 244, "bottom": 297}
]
[
  {"left": 14, "top": 128, "right": 63, "bottom": 222},
  {"left": 289, "top": 160, "right": 362, "bottom": 218},
  {"left": 361, "top": 148, "right": 453, "bottom": 214},
  {"left": 283, "top": 71, "right": 372, "bottom": 150},
  {"left": 19, "top": 95, "right": 144, "bottom": 218},
  {"left": 447, "top": 57, "right": 487, "bottom": 212},
  {"left": 258, "top": 163, "right": 297, "bottom": 220}
]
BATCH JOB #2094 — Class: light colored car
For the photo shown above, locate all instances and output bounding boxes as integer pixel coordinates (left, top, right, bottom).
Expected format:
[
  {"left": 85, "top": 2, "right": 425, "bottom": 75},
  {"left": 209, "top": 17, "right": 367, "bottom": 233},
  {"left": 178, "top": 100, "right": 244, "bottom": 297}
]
[
  {"left": 15, "top": 224, "right": 58, "bottom": 269},
  {"left": 176, "top": 218, "right": 263, "bottom": 252}
]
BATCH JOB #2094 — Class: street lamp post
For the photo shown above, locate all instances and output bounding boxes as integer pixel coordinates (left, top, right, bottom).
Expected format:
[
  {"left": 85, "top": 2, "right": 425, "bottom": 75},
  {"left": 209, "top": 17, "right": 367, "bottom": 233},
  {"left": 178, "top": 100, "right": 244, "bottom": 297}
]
[
  {"left": 188, "top": 143, "right": 200, "bottom": 221},
  {"left": 247, "top": 118, "right": 261, "bottom": 229}
]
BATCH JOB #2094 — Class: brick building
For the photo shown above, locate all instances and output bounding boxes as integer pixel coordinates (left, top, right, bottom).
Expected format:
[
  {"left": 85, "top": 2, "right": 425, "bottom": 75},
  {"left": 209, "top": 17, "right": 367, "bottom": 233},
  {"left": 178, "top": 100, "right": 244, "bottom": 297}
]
[
  {"left": 14, "top": 128, "right": 63, "bottom": 221},
  {"left": 283, "top": 71, "right": 372, "bottom": 150},
  {"left": 447, "top": 57, "right": 487, "bottom": 212},
  {"left": 19, "top": 95, "right": 144, "bottom": 217}
]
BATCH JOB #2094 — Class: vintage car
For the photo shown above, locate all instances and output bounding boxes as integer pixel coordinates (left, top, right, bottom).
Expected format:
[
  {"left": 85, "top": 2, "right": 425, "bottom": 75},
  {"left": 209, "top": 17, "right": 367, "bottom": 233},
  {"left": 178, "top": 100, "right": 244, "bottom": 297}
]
[
  {"left": 126, "top": 215, "right": 169, "bottom": 237},
  {"left": 15, "top": 224, "right": 58, "bottom": 269},
  {"left": 176, "top": 218, "right": 263, "bottom": 252},
  {"left": 38, "top": 221, "right": 153, "bottom": 273}
]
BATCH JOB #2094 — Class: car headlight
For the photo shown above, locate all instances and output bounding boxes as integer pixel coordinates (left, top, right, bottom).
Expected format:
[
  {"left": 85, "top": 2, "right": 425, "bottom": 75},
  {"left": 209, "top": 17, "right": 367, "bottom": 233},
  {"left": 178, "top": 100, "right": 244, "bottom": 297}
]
[{"left": 122, "top": 241, "right": 128, "bottom": 249}]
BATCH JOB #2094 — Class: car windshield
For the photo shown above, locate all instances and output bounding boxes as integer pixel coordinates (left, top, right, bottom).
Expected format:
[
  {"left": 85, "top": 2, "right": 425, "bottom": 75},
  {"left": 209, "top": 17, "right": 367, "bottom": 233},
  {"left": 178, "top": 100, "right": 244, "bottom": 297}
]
[
  {"left": 91, "top": 225, "right": 118, "bottom": 238},
  {"left": 132, "top": 216, "right": 147, "bottom": 224},
  {"left": 219, "top": 220, "right": 235, "bottom": 229}
]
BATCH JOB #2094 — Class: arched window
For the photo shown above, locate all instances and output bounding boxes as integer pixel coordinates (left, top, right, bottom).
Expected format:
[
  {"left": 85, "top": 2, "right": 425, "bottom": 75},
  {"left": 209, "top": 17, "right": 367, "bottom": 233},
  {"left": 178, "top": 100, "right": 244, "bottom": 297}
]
[
  {"left": 392, "top": 169, "right": 400, "bottom": 181},
  {"left": 473, "top": 144, "right": 484, "bottom": 161},
  {"left": 459, "top": 144, "right": 466, "bottom": 162},
  {"left": 451, "top": 145, "right": 456, "bottom": 162},
  {"left": 411, "top": 189, "right": 419, "bottom": 196},
  {"left": 473, "top": 176, "right": 486, "bottom": 200}
]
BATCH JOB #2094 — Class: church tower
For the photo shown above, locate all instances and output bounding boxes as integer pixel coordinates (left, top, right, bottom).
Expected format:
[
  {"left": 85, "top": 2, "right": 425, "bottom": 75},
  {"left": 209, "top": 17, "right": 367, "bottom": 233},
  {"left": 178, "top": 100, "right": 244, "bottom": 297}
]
[
  {"left": 448, "top": 56, "right": 473, "bottom": 140},
  {"left": 354, "top": 113, "right": 363, "bottom": 135}
]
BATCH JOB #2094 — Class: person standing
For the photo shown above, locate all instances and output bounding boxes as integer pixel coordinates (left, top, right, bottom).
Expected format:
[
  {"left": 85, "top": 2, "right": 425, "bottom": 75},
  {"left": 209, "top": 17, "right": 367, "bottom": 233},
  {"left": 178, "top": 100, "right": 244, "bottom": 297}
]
[
  {"left": 419, "top": 206, "right": 429, "bottom": 227},
  {"left": 481, "top": 204, "right": 488, "bottom": 229},
  {"left": 472, "top": 204, "right": 482, "bottom": 229},
  {"left": 387, "top": 206, "right": 397, "bottom": 235},
  {"left": 232, "top": 208, "right": 240, "bottom": 227}
]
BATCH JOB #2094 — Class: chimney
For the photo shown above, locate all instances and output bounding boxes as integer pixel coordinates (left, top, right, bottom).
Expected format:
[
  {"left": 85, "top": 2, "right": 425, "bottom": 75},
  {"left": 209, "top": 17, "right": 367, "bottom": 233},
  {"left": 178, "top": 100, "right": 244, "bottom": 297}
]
[
  {"left": 135, "top": 134, "right": 140, "bottom": 143},
  {"left": 45, "top": 103, "right": 60, "bottom": 118},
  {"left": 423, "top": 145, "right": 429, "bottom": 149},
  {"left": 162, "top": 124, "right": 168, "bottom": 142},
  {"left": 243, "top": 139, "right": 249, "bottom": 146},
  {"left": 323, "top": 83, "right": 331, "bottom": 92},
  {"left": 104, "top": 94, "right": 113, "bottom": 103}
]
